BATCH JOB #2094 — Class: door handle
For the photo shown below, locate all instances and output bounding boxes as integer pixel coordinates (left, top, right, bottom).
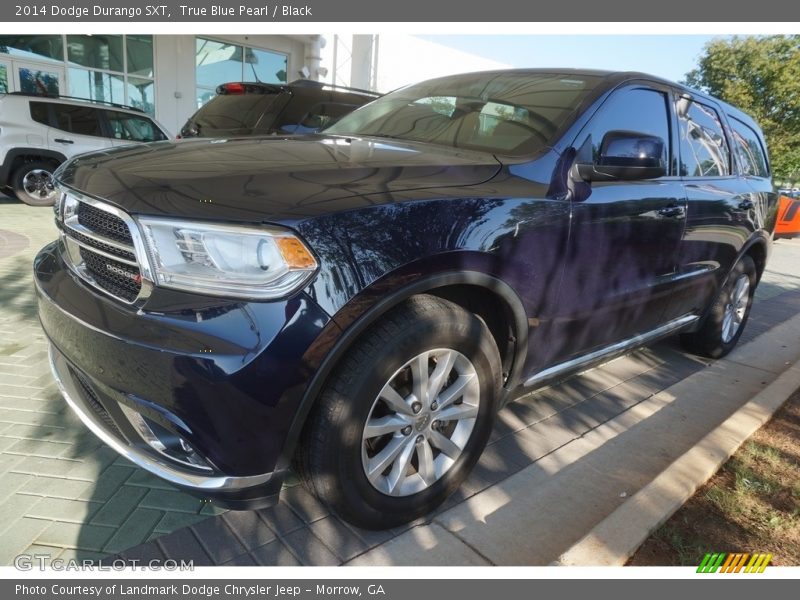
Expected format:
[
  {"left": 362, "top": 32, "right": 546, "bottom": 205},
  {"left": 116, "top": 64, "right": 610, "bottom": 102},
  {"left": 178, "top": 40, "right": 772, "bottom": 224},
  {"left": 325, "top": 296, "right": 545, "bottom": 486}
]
[
  {"left": 53, "top": 138, "right": 74, "bottom": 144},
  {"left": 656, "top": 205, "right": 685, "bottom": 218},
  {"left": 738, "top": 199, "right": 755, "bottom": 211}
]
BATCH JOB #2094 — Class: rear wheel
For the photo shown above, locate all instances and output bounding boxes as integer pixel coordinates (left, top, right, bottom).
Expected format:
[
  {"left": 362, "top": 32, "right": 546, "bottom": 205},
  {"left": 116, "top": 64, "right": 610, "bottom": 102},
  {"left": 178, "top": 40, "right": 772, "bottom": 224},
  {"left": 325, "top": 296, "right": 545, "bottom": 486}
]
[
  {"left": 297, "top": 295, "right": 502, "bottom": 529},
  {"left": 680, "top": 255, "right": 757, "bottom": 358},
  {"left": 12, "top": 161, "right": 58, "bottom": 206}
]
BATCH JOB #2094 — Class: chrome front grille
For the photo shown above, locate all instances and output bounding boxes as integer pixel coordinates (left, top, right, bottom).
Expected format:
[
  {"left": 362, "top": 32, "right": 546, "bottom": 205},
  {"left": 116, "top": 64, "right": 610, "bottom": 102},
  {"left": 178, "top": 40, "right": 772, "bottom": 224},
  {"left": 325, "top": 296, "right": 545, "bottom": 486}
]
[
  {"left": 57, "top": 189, "right": 153, "bottom": 304},
  {"left": 69, "top": 229, "right": 137, "bottom": 262},
  {"left": 79, "top": 247, "right": 141, "bottom": 302},
  {"left": 77, "top": 203, "right": 134, "bottom": 246}
]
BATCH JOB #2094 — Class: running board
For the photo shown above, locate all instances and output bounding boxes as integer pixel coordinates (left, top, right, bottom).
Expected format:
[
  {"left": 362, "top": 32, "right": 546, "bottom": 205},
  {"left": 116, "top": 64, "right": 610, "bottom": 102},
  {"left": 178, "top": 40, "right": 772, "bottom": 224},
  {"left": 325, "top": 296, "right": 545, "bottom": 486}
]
[{"left": 523, "top": 314, "right": 699, "bottom": 389}]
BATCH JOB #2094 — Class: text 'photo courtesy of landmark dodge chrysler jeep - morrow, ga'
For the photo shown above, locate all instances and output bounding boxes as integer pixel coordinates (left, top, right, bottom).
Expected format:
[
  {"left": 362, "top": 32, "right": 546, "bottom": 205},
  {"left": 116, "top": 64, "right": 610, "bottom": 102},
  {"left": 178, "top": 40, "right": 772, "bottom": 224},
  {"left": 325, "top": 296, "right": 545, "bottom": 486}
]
[{"left": 35, "top": 69, "right": 777, "bottom": 529}]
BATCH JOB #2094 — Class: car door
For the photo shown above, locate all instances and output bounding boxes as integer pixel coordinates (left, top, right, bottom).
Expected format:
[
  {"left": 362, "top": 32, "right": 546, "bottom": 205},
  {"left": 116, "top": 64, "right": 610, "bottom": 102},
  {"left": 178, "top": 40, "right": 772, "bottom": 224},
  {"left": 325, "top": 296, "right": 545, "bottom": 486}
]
[
  {"left": 544, "top": 84, "right": 688, "bottom": 366},
  {"left": 663, "top": 95, "right": 763, "bottom": 320},
  {"left": 47, "top": 103, "right": 113, "bottom": 158}
]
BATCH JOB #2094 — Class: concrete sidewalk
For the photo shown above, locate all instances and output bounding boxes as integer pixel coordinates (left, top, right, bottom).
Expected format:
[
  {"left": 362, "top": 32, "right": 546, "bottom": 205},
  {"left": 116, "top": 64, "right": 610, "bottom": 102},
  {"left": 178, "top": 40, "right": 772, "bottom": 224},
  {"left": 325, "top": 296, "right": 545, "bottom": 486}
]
[{"left": 355, "top": 310, "right": 800, "bottom": 566}]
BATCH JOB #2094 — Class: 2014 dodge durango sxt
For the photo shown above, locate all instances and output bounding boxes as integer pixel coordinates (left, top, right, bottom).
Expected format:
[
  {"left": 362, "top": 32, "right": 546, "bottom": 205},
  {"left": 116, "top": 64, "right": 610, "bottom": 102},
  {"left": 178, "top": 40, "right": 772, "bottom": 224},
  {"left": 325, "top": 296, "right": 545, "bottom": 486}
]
[{"left": 35, "top": 70, "right": 777, "bottom": 529}]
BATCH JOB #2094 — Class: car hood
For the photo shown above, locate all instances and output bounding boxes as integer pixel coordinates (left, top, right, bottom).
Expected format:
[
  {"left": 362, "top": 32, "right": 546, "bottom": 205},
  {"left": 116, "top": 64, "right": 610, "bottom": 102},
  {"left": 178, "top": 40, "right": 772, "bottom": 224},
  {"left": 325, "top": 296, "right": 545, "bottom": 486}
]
[{"left": 56, "top": 135, "right": 502, "bottom": 223}]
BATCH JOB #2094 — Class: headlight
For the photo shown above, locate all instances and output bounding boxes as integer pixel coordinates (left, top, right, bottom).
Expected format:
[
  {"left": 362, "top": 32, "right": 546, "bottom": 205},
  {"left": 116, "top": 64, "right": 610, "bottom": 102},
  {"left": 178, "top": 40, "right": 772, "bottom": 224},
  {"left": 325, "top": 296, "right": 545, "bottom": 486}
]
[{"left": 137, "top": 217, "right": 317, "bottom": 300}]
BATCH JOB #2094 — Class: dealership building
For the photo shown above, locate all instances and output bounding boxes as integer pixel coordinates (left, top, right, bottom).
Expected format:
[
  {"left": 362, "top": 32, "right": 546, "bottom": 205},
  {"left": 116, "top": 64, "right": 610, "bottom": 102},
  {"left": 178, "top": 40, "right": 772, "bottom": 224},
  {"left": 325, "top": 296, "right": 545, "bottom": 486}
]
[{"left": 0, "top": 34, "right": 508, "bottom": 136}]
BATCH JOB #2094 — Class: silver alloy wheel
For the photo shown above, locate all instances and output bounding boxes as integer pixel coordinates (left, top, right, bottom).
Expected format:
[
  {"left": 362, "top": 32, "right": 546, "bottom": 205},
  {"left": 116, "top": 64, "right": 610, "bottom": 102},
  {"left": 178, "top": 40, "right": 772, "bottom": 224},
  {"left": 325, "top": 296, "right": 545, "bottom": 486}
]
[
  {"left": 21, "top": 168, "right": 56, "bottom": 203},
  {"left": 721, "top": 274, "right": 750, "bottom": 343},
  {"left": 361, "top": 348, "right": 480, "bottom": 497}
]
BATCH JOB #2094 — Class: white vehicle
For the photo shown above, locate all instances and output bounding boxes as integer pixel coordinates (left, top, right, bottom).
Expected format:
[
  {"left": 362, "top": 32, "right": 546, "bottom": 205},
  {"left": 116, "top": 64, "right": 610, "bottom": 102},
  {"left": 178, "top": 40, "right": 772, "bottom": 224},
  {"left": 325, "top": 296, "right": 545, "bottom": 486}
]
[{"left": 0, "top": 93, "right": 169, "bottom": 206}]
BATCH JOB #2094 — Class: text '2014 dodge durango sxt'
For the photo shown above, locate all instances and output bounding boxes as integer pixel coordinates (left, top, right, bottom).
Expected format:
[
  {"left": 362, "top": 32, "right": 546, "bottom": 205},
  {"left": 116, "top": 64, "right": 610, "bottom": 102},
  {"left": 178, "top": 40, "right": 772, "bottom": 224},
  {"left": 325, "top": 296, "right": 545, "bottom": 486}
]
[{"left": 34, "top": 69, "right": 777, "bottom": 529}]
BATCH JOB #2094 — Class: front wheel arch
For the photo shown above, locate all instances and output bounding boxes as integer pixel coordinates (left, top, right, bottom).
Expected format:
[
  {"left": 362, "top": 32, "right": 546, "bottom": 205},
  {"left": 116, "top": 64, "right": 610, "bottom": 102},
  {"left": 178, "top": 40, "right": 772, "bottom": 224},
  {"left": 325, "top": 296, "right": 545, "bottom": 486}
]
[
  {"left": 277, "top": 270, "right": 529, "bottom": 475},
  {"left": 296, "top": 293, "right": 503, "bottom": 528}
]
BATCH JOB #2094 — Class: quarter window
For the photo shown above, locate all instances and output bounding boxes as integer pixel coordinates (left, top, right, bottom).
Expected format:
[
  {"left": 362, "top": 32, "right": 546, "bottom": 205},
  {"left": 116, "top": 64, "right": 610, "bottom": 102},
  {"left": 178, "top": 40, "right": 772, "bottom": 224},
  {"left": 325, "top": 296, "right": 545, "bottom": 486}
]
[
  {"left": 677, "top": 99, "right": 730, "bottom": 177},
  {"left": 29, "top": 101, "right": 50, "bottom": 126},
  {"left": 729, "top": 117, "right": 769, "bottom": 178}
]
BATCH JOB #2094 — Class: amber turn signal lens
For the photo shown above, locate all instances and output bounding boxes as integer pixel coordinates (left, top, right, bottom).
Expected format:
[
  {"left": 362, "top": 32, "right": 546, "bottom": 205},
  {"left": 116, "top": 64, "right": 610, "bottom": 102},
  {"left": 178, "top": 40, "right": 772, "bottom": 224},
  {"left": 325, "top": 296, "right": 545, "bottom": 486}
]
[{"left": 276, "top": 237, "right": 317, "bottom": 269}]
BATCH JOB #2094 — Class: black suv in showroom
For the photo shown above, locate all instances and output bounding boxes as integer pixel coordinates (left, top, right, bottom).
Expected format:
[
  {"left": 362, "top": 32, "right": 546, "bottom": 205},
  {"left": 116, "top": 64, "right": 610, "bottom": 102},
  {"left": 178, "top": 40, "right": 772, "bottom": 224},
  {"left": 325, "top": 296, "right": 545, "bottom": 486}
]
[
  {"left": 178, "top": 79, "right": 380, "bottom": 138},
  {"left": 35, "top": 69, "right": 777, "bottom": 529}
]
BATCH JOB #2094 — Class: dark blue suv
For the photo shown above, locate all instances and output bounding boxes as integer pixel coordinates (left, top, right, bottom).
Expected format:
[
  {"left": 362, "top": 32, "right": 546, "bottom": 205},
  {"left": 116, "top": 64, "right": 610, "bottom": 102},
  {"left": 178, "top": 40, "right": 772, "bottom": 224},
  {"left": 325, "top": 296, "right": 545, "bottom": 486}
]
[{"left": 34, "top": 70, "right": 777, "bottom": 529}]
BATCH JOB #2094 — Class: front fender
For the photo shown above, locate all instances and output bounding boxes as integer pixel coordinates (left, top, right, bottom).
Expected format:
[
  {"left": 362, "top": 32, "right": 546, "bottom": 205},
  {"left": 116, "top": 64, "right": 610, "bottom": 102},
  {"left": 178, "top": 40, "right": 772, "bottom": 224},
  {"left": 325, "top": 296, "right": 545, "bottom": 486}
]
[{"left": 276, "top": 261, "right": 529, "bottom": 474}]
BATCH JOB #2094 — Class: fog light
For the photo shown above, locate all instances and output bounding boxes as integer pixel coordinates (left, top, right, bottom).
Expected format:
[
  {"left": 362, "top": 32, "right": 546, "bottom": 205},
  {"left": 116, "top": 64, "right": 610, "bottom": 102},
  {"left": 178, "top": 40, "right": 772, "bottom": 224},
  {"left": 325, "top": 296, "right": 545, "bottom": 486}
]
[{"left": 119, "top": 404, "right": 212, "bottom": 471}]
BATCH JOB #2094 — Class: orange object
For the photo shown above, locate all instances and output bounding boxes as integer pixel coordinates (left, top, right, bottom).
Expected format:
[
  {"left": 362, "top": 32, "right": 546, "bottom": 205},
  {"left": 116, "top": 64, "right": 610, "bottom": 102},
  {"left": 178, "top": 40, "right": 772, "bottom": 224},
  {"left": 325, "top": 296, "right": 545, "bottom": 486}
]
[
  {"left": 775, "top": 195, "right": 800, "bottom": 239},
  {"left": 276, "top": 237, "right": 317, "bottom": 269}
]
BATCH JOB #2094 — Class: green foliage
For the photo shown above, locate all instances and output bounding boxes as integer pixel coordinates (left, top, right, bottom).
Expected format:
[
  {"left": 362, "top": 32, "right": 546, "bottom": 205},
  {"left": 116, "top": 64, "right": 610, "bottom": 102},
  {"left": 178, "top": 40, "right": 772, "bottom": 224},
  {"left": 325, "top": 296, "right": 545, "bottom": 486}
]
[{"left": 684, "top": 35, "right": 800, "bottom": 183}]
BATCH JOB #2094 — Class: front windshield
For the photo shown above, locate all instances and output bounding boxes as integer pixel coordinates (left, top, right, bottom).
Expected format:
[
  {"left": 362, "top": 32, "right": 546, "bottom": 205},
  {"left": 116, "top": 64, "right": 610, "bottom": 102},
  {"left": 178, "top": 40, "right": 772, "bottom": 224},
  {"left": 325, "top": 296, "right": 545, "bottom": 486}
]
[{"left": 326, "top": 71, "right": 601, "bottom": 156}]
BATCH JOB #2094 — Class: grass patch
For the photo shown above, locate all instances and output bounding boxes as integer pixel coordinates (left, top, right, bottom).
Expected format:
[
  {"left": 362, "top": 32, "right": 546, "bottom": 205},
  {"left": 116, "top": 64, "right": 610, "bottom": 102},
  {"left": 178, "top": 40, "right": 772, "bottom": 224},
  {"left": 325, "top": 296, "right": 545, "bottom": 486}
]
[
  {"left": 705, "top": 484, "right": 740, "bottom": 515},
  {"left": 628, "top": 389, "right": 800, "bottom": 566}
]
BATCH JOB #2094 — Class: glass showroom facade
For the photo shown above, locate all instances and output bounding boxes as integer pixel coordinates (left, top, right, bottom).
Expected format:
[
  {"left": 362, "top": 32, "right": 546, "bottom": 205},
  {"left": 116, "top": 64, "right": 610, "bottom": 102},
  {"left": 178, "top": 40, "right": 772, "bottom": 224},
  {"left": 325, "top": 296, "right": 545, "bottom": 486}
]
[
  {"left": 0, "top": 35, "right": 156, "bottom": 114},
  {"left": 195, "top": 37, "right": 288, "bottom": 107},
  {"left": 0, "top": 35, "right": 290, "bottom": 119}
]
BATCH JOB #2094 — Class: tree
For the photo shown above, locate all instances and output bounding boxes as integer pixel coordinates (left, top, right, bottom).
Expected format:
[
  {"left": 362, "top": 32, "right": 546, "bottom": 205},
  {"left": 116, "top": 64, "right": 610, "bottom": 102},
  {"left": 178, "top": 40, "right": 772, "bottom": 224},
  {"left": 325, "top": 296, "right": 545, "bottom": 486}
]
[{"left": 684, "top": 35, "right": 800, "bottom": 184}]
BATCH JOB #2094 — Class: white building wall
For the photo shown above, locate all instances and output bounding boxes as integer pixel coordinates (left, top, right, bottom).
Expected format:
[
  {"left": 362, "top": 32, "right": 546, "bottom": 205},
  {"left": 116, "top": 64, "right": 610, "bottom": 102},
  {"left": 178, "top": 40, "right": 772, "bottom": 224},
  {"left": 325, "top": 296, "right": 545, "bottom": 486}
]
[
  {"left": 321, "top": 34, "right": 512, "bottom": 93},
  {"left": 153, "top": 36, "right": 194, "bottom": 138},
  {"left": 374, "top": 35, "right": 512, "bottom": 92}
]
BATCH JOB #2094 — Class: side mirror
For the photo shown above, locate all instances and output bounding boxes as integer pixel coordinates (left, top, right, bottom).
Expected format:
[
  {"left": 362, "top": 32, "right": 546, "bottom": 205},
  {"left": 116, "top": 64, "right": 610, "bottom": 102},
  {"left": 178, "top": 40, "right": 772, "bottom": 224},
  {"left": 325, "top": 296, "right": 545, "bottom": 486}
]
[{"left": 575, "top": 130, "right": 667, "bottom": 182}]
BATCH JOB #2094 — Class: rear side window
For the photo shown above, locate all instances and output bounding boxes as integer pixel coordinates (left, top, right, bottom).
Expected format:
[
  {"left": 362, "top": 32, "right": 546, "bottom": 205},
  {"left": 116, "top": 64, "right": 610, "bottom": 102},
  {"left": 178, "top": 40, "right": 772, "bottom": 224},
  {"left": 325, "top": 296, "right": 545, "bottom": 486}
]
[
  {"left": 729, "top": 117, "right": 769, "bottom": 178},
  {"left": 677, "top": 99, "right": 731, "bottom": 177},
  {"left": 29, "top": 101, "right": 50, "bottom": 126},
  {"left": 105, "top": 110, "right": 167, "bottom": 142},
  {"left": 52, "top": 104, "right": 103, "bottom": 137},
  {"left": 189, "top": 93, "right": 285, "bottom": 135}
]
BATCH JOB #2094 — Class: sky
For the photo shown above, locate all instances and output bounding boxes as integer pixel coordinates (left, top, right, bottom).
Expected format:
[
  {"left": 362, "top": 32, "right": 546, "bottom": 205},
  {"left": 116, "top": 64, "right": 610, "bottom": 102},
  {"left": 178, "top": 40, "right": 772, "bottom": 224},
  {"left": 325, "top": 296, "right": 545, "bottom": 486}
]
[{"left": 418, "top": 35, "right": 725, "bottom": 83}]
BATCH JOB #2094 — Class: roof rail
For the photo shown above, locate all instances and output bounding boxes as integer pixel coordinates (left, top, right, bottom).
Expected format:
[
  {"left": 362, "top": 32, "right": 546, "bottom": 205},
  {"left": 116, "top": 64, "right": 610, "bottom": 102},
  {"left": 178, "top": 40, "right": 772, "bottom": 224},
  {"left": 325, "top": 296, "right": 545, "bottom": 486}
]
[
  {"left": 6, "top": 91, "right": 146, "bottom": 113},
  {"left": 288, "top": 79, "right": 381, "bottom": 97}
]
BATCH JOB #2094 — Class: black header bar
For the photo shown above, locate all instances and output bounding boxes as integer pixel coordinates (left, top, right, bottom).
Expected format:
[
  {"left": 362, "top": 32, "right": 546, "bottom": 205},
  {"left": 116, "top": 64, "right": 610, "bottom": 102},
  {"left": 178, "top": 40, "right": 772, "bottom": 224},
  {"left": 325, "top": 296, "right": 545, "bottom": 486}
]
[{"left": 2, "top": 0, "right": 799, "bottom": 22}]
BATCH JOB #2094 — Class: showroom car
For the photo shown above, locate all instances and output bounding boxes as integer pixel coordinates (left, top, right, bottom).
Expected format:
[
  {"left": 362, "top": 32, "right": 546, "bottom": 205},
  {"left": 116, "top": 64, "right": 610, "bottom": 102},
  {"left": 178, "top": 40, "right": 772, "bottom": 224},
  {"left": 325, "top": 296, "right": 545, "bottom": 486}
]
[
  {"left": 34, "top": 69, "right": 777, "bottom": 529},
  {"left": 0, "top": 92, "right": 169, "bottom": 206},
  {"left": 178, "top": 79, "right": 380, "bottom": 138}
]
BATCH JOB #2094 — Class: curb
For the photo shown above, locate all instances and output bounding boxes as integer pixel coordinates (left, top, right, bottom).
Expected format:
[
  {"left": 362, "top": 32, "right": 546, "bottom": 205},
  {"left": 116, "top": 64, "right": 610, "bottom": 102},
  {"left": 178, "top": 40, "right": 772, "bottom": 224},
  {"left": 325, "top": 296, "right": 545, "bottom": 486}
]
[{"left": 555, "top": 356, "right": 800, "bottom": 566}]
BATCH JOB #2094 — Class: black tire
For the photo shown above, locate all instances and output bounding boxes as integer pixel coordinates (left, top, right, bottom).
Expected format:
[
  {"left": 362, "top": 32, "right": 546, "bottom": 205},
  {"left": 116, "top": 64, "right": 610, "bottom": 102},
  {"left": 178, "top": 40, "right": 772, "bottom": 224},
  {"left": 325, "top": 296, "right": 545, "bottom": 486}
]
[
  {"left": 680, "top": 255, "right": 757, "bottom": 359},
  {"left": 297, "top": 294, "right": 502, "bottom": 529},
  {"left": 11, "top": 161, "right": 58, "bottom": 206}
]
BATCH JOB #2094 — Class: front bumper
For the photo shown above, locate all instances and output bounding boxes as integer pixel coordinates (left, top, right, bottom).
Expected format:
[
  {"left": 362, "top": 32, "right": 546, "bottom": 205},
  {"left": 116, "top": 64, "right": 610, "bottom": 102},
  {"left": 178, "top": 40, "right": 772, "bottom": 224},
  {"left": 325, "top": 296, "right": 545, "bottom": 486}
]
[
  {"left": 49, "top": 345, "right": 276, "bottom": 504},
  {"left": 35, "top": 239, "right": 337, "bottom": 508}
]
